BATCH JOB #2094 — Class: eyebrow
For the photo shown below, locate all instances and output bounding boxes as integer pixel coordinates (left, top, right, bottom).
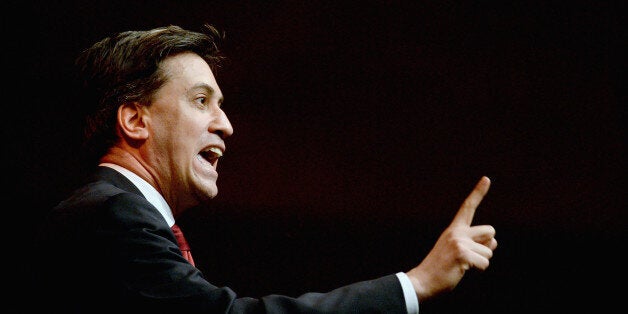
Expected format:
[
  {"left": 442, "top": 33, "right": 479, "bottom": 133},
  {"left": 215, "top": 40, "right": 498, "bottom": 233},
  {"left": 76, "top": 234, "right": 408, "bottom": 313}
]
[{"left": 191, "top": 83, "right": 224, "bottom": 105}]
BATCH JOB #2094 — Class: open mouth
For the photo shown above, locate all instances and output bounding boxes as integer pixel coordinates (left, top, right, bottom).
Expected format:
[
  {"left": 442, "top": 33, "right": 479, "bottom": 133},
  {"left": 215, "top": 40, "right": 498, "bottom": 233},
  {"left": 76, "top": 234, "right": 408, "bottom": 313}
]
[{"left": 199, "top": 147, "right": 223, "bottom": 168}]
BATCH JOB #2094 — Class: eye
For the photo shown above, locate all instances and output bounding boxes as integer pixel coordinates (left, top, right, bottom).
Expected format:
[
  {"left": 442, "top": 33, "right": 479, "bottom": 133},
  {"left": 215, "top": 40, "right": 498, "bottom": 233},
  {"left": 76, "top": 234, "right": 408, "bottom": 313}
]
[{"left": 195, "top": 96, "right": 207, "bottom": 106}]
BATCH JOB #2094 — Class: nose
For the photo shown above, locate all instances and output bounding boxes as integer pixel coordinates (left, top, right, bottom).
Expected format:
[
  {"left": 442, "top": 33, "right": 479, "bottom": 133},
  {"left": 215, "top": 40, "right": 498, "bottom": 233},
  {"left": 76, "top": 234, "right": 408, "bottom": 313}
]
[{"left": 211, "top": 107, "right": 233, "bottom": 139}]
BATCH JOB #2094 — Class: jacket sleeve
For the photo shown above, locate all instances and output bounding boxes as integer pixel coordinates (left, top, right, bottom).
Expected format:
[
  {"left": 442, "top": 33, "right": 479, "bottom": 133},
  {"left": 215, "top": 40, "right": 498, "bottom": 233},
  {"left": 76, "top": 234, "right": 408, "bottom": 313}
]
[{"left": 44, "top": 191, "right": 408, "bottom": 313}]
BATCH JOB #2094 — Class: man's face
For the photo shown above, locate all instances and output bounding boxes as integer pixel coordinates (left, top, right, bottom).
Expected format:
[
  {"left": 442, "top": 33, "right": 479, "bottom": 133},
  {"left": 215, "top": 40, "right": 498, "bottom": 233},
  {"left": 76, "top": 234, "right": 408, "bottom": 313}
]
[{"left": 142, "top": 52, "right": 233, "bottom": 214}]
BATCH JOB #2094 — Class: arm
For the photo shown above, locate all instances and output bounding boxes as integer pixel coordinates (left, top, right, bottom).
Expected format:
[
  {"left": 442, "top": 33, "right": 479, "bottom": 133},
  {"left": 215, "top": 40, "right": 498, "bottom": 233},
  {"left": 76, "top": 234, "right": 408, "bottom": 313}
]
[{"left": 101, "top": 193, "right": 409, "bottom": 313}]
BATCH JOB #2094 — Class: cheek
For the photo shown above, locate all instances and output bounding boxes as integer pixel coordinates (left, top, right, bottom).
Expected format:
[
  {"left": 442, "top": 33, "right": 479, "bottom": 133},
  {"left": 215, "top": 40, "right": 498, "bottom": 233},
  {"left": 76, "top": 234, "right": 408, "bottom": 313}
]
[
  {"left": 176, "top": 121, "right": 208, "bottom": 152},
  {"left": 154, "top": 111, "right": 208, "bottom": 150},
  {"left": 184, "top": 116, "right": 211, "bottom": 138}
]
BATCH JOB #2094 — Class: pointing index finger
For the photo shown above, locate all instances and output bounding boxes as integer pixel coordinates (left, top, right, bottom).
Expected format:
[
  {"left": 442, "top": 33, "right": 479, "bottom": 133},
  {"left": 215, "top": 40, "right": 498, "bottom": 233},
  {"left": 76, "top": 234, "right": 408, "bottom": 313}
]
[{"left": 451, "top": 176, "right": 491, "bottom": 226}]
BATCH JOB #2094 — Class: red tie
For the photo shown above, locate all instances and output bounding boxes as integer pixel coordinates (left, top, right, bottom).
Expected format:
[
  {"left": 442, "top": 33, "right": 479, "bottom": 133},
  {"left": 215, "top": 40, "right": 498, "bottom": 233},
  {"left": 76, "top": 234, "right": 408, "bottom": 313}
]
[{"left": 171, "top": 224, "right": 195, "bottom": 266}]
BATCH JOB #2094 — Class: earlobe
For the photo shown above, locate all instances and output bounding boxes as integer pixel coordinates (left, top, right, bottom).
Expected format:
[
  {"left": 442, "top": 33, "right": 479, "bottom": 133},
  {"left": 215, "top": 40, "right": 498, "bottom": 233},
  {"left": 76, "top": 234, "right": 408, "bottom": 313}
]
[{"left": 118, "top": 102, "right": 149, "bottom": 140}]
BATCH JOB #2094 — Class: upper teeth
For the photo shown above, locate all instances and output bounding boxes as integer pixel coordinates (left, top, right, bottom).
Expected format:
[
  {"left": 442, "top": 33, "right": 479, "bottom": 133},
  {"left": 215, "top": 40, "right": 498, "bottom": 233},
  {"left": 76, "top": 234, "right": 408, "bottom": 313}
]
[{"left": 208, "top": 147, "right": 223, "bottom": 157}]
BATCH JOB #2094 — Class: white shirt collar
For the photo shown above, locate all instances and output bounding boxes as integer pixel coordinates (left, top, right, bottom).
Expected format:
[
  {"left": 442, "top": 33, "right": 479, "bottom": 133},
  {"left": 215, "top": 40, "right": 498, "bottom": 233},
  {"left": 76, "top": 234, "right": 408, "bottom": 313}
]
[{"left": 99, "top": 163, "right": 175, "bottom": 227}]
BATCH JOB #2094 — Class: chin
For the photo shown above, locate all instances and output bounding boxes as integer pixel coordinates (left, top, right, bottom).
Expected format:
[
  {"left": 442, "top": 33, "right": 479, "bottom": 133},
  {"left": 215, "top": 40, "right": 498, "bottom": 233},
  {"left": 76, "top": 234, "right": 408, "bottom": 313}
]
[
  {"left": 203, "top": 185, "right": 219, "bottom": 199},
  {"left": 190, "top": 183, "right": 218, "bottom": 204}
]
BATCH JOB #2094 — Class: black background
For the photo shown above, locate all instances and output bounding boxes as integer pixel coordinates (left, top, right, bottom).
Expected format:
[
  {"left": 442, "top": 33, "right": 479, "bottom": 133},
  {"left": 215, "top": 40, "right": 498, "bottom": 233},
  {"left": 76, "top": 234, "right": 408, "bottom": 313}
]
[{"left": 7, "top": 1, "right": 625, "bottom": 313}]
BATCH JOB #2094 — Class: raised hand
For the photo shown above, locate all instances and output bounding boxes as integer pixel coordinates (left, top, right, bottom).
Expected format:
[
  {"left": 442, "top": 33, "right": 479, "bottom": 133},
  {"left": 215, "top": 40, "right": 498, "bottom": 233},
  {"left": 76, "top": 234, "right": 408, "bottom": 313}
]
[{"left": 405, "top": 176, "right": 497, "bottom": 301}]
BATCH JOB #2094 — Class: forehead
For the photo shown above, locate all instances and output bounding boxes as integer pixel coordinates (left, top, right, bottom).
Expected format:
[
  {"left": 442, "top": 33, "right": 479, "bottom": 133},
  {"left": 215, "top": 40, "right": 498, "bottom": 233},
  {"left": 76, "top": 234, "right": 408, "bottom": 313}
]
[{"left": 160, "top": 52, "right": 221, "bottom": 94}]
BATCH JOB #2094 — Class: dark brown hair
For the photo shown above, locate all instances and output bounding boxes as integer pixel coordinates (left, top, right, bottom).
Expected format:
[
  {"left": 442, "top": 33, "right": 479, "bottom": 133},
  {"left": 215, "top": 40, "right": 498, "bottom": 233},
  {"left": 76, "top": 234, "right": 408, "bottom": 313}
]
[{"left": 76, "top": 24, "right": 225, "bottom": 164}]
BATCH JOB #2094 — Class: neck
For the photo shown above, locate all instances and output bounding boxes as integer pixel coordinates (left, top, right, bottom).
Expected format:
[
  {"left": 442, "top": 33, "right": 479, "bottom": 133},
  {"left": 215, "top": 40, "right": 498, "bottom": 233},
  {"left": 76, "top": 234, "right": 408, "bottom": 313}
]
[
  {"left": 100, "top": 145, "right": 189, "bottom": 218},
  {"left": 100, "top": 146, "right": 160, "bottom": 194}
]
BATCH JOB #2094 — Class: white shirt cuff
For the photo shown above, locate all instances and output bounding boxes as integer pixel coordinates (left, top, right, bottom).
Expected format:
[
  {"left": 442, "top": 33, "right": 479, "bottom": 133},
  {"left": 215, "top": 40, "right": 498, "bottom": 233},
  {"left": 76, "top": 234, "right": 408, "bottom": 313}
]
[{"left": 396, "top": 272, "right": 419, "bottom": 314}]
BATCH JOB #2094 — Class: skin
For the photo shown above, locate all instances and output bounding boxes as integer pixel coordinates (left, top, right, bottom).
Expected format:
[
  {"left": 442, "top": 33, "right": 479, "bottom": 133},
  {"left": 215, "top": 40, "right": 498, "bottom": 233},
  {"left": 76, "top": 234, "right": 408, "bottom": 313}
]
[
  {"left": 406, "top": 176, "right": 497, "bottom": 301},
  {"left": 101, "top": 51, "right": 497, "bottom": 302},
  {"left": 100, "top": 52, "right": 233, "bottom": 217}
]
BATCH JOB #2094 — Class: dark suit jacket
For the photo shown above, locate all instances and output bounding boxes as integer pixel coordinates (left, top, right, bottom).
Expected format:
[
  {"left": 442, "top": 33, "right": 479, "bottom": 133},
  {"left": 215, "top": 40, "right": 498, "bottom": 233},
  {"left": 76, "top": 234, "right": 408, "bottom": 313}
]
[{"left": 39, "top": 166, "right": 407, "bottom": 313}]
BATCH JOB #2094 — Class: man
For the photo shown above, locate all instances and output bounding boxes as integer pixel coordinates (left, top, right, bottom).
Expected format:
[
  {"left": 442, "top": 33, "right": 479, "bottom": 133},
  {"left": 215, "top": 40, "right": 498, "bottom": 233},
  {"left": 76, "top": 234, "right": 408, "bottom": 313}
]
[{"left": 41, "top": 24, "right": 497, "bottom": 313}]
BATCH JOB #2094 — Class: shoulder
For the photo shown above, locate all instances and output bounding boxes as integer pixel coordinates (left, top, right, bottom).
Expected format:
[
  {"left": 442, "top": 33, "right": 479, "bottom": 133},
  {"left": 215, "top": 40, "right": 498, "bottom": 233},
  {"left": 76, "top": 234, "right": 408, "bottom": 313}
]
[{"left": 48, "top": 166, "right": 163, "bottom": 228}]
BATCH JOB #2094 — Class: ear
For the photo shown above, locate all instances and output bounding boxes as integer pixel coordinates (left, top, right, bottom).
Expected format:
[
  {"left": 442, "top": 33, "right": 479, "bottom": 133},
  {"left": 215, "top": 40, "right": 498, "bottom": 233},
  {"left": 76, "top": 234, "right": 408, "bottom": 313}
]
[{"left": 117, "top": 102, "right": 149, "bottom": 140}]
